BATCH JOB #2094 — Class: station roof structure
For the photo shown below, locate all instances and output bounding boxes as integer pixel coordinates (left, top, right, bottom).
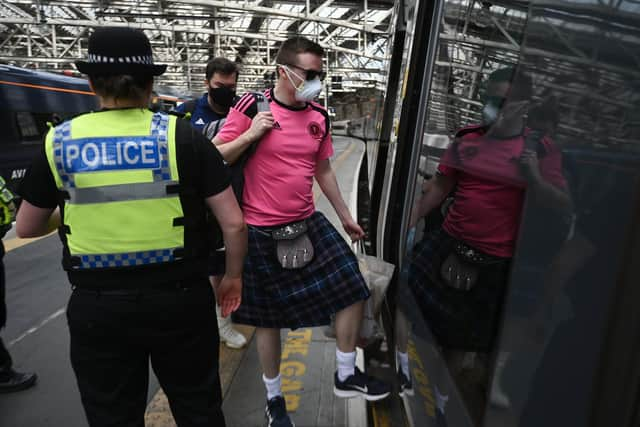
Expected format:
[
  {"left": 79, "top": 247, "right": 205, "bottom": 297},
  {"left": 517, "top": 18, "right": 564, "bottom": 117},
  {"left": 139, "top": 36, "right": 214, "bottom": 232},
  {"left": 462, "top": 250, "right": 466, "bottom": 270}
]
[
  {"left": 1, "top": 0, "right": 637, "bottom": 148},
  {"left": 0, "top": 0, "right": 395, "bottom": 97}
]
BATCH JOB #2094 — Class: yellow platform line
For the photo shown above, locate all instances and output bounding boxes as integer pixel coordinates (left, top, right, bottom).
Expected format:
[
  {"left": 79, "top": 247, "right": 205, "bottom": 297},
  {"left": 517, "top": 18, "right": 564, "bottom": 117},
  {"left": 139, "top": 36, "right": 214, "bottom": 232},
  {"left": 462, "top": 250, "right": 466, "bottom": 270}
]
[
  {"left": 371, "top": 401, "right": 393, "bottom": 427},
  {"left": 3, "top": 231, "right": 56, "bottom": 252}
]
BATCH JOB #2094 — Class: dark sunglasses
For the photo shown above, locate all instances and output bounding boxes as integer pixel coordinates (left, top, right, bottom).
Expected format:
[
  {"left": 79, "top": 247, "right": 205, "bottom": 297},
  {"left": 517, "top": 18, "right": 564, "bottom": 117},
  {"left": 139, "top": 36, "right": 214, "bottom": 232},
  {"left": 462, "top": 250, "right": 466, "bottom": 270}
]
[{"left": 285, "top": 64, "right": 326, "bottom": 81}]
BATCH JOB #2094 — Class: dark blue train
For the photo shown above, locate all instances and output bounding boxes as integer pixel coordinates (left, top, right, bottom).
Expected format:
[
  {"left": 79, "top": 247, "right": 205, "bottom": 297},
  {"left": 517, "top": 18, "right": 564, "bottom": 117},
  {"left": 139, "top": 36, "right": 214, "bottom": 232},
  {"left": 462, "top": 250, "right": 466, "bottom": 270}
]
[{"left": 0, "top": 64, "right": 99, "bottom": 192}]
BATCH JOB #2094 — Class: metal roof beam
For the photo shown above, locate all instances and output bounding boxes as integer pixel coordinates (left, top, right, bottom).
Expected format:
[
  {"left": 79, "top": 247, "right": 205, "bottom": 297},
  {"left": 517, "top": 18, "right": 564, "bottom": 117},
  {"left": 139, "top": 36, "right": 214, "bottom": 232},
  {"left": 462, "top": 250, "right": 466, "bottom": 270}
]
[
  {"left": 0, "top": 0, "right": 393, "bottom": 95},
  {"left": 169, "top": 0, "right": 386, "bottom": 33},
  {"left": 0, "top": 18, "right": 386, "bottom": 61}
]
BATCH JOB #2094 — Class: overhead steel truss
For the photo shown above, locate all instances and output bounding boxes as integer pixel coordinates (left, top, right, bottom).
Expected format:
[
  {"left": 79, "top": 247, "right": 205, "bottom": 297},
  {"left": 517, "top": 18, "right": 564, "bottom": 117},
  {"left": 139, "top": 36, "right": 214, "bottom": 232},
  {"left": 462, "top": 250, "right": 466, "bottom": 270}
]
[
  {"left": 0, "top": 0, "right": 395, "bottom": 96},
  {"left": 1, "top": 0, "right": 637, "bottom": 149}
]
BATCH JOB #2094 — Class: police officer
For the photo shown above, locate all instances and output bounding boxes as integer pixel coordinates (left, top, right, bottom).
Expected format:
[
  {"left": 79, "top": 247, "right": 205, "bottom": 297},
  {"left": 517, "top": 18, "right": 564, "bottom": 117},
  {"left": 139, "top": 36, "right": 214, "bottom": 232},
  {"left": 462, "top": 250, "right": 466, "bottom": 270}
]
[
  {"left": 16, "top": 27, "right": 247, "bottom": 427},
  {"left": 0, "top": 176, "right": 37, "bottom": 393}
]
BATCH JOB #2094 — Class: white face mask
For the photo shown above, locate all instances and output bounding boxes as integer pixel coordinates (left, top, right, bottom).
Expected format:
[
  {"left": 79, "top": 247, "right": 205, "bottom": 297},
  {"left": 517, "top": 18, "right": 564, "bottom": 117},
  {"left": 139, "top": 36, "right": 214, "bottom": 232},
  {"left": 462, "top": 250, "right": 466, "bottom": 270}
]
[{"left": 282, "top": 65, "right": 323, "bottom": 102}]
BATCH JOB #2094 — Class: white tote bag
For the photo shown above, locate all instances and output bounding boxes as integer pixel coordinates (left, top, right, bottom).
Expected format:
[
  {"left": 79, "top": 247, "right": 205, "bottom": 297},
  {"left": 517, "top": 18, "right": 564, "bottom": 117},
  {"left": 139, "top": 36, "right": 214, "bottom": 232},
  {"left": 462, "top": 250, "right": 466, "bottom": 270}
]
[
  {"left": 324, "top": 247, "right": 395, "bottom": 345},
  {"left": 357, "top": 252, "right": 395, "bottom": 342}
]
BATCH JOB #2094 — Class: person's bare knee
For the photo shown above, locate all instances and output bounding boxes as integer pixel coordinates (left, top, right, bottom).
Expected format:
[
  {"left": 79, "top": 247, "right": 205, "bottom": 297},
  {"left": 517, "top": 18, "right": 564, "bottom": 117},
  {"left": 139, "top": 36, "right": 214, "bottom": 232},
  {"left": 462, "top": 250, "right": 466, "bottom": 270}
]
[{"left": 334, "top": 300, "right": 365, "bottom": 352}]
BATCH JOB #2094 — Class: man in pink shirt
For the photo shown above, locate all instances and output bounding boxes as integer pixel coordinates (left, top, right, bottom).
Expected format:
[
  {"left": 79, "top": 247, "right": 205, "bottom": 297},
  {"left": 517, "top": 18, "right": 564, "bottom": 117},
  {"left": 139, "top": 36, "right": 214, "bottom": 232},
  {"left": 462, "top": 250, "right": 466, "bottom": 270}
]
[
  {"left": 213, "top": 37, "right": 390, "bottom": 427},
  {"left": 396, "top": 68, "right": 571, "bottom": 405}
]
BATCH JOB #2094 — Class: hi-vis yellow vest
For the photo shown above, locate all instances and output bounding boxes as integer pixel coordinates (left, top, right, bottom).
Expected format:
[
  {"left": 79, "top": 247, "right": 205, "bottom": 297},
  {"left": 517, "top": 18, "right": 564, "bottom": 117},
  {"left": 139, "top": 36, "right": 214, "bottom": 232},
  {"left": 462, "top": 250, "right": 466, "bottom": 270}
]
[{"left": 45, "top": 109, "right": 186, "bottom": 270}]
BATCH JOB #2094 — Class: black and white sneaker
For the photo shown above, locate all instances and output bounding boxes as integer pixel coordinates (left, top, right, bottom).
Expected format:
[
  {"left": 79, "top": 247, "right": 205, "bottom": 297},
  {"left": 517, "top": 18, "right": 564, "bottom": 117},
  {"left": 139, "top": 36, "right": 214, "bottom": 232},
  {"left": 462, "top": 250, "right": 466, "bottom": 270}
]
[
  {"left": 265, "top": 395, "right": 295, "bottom": 427},
  {"left": 398, "top": 368, "right": 414, "bottom": 397},
  {"left": 334, "top": 367, "right": 391, "bottom": 401}
]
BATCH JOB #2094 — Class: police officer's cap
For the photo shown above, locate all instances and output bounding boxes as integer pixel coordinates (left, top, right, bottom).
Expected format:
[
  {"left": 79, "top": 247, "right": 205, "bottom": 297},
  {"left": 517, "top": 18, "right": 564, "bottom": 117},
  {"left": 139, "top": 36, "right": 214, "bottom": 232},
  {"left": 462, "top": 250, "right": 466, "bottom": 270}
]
[{"left": 75, "top": 27, "right": 167, "bottom": 77}]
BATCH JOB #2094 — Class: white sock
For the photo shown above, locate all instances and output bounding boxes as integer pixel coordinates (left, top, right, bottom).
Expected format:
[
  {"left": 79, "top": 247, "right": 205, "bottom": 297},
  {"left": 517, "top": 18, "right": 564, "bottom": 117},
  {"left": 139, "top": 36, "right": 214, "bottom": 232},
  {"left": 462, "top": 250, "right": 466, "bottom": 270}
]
[
  {"left": 336, "top": 349, "right": 356, "bottom": 382},
  {"left": 397, "top": 351, "right": 410, "bottom": 378},
  {"left": 263, "top": 374, "right": 282, "bottom": 400}
]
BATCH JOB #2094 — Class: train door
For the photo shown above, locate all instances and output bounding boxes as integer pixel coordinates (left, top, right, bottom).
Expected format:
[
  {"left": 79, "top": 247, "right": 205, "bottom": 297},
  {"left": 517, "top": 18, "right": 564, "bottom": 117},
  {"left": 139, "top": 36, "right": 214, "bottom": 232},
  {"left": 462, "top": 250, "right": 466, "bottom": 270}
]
[{"left": 379, "top": 0, "right": 640, "bottom": 425}]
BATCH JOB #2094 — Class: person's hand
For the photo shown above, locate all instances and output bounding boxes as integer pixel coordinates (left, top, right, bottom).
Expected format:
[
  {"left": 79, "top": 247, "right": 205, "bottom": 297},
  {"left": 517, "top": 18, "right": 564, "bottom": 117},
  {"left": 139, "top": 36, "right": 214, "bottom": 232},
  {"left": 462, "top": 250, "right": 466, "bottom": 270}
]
[
  {"left": 215, "top": 275, "right": 242, "bottom": 317},
  {"left": 342, "top": 218, "right": 365, "bottom": 242},
  {"left": 519, "top": 149, "right": 542, "bottom": 183},
  {"left": 246, "top": 111, "right": 274, "bottom": 141}
]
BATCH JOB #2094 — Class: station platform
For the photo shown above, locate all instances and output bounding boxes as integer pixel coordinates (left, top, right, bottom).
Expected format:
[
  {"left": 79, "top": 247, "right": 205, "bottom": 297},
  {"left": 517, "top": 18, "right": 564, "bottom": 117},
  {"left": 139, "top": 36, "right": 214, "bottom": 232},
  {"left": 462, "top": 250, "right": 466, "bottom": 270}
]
[{"left": 143, "top": 135, "right": 369, "bottom": 427}]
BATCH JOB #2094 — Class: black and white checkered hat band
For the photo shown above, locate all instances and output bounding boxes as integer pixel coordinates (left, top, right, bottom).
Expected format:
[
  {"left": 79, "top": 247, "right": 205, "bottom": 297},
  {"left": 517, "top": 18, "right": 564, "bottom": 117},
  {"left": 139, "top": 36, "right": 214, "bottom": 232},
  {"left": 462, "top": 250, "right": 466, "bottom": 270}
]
[{"left": 87, "top": 54, "right": 154, "bottom": 65}]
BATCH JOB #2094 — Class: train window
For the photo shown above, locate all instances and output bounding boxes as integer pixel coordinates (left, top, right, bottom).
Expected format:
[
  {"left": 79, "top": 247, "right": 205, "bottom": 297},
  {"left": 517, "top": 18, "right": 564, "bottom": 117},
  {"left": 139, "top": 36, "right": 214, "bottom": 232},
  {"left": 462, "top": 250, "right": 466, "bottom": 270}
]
[
  {"left": 393, "top": 0, "right": 640, "bottom": 426},
  {"left": 15, "top": 112, "right": 39, "bottom": 139},
  {"left": 15, "top": 112, "right": 50, "bottom": 143},
  {"left": 0, "top": 110, "right": 20, "bottom": 145}
]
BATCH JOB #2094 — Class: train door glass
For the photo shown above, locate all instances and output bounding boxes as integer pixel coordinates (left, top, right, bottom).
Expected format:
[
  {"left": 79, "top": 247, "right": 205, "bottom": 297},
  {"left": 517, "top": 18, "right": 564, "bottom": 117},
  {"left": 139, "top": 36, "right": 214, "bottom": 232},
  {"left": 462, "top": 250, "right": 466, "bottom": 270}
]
[
  {"left": 394, "top": 0, "right": 531, "bottom": 425},
  {"left": 484, "top": 1, "right": 640, "bottom": 426},
  {"left": 394, "top": 0, "right": 639, "bottom": 426}
]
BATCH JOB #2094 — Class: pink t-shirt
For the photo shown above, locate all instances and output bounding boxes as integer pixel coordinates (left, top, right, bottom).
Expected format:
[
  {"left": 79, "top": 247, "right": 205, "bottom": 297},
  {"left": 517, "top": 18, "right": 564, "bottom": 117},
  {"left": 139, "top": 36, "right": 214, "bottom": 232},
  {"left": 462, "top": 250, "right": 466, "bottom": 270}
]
[
  {"left": 438, "top": 126, "right": 567, "bottom": 258},
  {"left": 217, "top": 89, "right": 334, "bottom": 226}
]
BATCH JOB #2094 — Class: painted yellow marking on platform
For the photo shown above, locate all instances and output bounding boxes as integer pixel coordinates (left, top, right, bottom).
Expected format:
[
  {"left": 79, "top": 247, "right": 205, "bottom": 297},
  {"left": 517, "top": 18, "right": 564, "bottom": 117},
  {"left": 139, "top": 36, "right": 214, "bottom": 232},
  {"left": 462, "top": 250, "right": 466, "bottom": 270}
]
[
  {"left": 408, "top": 340, "right": 436, "bottom": 418},
  {"left": 280, "top": 328, "right": 312, "bottom": 412},
  {"left": 372, "top": 401, "right": 393, "bottom": 427},
  {"left": 3, "top": 232, "right": 55, "bottom": 252},
  {"left": 144, "top": 325, "right": 255, "bottom": 426}
]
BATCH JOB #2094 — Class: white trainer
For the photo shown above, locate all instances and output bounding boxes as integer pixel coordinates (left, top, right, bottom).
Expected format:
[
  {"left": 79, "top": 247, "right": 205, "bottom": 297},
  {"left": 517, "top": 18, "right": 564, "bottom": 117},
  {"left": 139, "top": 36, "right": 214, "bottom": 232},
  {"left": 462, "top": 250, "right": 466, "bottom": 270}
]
[{"left": 217, "top": 306, "right": 247, "bottom": 349}]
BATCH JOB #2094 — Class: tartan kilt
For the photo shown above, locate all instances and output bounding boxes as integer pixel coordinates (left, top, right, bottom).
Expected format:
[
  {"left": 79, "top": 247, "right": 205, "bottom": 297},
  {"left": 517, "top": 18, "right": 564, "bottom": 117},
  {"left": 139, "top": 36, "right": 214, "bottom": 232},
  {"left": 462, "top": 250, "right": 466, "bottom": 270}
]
[
  {"left": 232, "top": 211, "right": 370, "bottom": 329},
  {"left": 403, "top": 227, "right": 511, "bottom": 352}
]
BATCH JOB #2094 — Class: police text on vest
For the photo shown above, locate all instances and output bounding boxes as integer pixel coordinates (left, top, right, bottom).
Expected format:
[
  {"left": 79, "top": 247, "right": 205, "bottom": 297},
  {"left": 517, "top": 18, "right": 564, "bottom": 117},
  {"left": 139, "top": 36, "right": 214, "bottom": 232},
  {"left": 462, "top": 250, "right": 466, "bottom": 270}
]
[{"left": 63, "top": 136, "right": 161, "bottom": 173}]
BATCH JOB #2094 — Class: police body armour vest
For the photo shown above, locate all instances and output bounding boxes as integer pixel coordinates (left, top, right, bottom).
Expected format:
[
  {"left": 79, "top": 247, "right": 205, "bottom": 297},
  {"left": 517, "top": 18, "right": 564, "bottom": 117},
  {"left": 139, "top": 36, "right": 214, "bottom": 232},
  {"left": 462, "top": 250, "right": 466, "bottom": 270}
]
[
  {"left": 46, "top": 109, "right": 191, "bottom": 270},
  {"left": 0, "top": 176, "right": 15, "bottom": 237}
]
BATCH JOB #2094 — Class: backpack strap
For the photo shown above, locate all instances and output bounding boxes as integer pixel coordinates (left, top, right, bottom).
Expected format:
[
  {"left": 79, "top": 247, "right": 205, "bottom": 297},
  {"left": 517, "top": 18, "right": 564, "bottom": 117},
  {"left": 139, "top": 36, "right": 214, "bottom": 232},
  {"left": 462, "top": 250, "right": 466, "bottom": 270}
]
[
  {"left": 201, "top": 91, "right": 268, "bottom": 140},
  {"left": 251, "top": 91, "right": 270, "bottom": 113},
  {"left": 202, "top": 117, "right": 227, "bottom": 141}
]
